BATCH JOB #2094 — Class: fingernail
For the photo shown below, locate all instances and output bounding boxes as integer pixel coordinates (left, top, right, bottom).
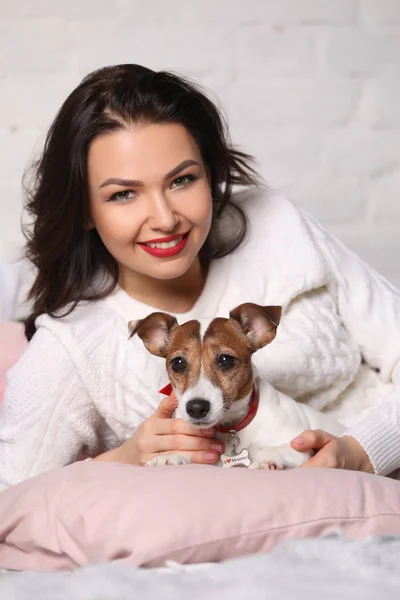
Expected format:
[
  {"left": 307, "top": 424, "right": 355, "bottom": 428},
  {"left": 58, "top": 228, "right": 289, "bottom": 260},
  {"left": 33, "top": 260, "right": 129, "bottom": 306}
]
[
  {"left": 200, "top": 428, "right": 215, "bottom": 437},
  {"left": 204, "top": 452, "right": 217, "bottom": 462},
  {"left": 211, "top": 442, "right": 223, "bottom": 453},
  {"left": 292, "top": 436, "right": 305, "bottom": 446}
]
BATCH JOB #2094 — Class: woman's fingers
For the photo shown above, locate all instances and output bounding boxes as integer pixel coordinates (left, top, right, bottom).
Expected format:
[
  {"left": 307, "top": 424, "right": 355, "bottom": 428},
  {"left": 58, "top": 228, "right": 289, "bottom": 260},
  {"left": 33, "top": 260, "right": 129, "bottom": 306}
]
[
  {"left": 151, "top": 417, "right": 215, "bottom": 438},
  {"left": 190, "top": 450, "right": 220, "bottom": 464},
  {"left": 291, "top": 429, "right": 334, "bottom": 451},
  {"left": 152, "top": 434, "right": 224, "bottom": 454},
  {"left": 291, "top": 431, "right": 343, "bottom": 469},
  {"left": 300, "top": 448, "right": 339, "bottom": 469},
  {"left": 153, "top": 393, "right": 178, "bottom": 419}
]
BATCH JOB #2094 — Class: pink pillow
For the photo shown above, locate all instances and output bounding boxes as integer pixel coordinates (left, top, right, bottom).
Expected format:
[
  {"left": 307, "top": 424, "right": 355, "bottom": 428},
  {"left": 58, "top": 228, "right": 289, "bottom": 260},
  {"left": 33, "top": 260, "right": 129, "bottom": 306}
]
[
  {"left": 0, "top": 322, "right": 27, "bottom": 404},
  {"left": 0, "top": 461, "right": 399, "bottom": 571}
]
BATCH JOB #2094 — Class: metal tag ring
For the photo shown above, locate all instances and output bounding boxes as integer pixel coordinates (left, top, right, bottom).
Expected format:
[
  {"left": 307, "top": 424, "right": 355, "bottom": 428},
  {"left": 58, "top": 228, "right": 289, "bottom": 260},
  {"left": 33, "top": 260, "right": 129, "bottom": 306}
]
[{"left": 227, "top": 431, "right": 240, "bottom": 448}]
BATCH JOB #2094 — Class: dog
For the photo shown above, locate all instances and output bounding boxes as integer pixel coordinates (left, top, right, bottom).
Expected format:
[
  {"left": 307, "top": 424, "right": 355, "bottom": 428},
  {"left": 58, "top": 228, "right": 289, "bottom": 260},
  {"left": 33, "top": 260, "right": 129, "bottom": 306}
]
[{"left": 128, "top": 303, "right": 344, "bottom": 470}]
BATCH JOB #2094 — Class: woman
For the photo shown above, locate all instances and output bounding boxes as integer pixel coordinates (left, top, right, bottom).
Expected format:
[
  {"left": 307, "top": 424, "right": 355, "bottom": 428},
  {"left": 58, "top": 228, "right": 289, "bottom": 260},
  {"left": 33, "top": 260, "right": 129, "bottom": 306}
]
[{"left": 0, "top": 64, "right": 399, "bottom": 490}]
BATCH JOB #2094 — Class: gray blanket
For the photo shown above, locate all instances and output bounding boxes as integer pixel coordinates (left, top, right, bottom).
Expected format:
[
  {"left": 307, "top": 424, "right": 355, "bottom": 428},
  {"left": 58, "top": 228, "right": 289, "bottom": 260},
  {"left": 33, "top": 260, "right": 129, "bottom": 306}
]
[{"left": 1, "top": 533, "right": 400, "bottom": 599}]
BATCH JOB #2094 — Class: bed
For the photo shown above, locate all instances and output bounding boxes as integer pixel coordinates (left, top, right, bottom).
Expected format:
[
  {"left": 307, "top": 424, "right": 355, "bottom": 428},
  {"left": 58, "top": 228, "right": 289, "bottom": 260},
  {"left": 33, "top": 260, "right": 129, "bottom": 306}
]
[{"left": 1, "top": 534, "right": 400, "bottom": 599}]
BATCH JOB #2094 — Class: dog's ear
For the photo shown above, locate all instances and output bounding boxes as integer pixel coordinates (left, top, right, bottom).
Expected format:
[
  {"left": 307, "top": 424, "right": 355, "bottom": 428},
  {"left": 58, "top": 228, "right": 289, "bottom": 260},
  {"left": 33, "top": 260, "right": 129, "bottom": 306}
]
[
  {"left": 229, "top": 303, "right": 282, "bottom": 351},
  {"left": 128, "top": 312, "right": 178, "bottom": 357}
]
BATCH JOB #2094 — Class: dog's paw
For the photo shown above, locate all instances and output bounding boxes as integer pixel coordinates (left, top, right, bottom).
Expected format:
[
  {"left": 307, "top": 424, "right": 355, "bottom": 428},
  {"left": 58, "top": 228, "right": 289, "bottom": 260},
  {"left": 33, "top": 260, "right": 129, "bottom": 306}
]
[
  {"left": 250, "top": 444, "right": 312, "bottom": 470},
  {"left": 249, "top": 461, "right": 282, "bottom": 471},
  {"left": 146, "top": 454, "right": 192, "bottom": 467}
]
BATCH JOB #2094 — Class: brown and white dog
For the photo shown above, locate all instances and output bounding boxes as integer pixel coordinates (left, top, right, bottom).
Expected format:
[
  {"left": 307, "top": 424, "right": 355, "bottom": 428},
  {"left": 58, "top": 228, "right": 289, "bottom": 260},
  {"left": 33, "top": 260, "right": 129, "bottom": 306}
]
[{"left": 128, "top": 303, "right": 344, "bottom": 469}]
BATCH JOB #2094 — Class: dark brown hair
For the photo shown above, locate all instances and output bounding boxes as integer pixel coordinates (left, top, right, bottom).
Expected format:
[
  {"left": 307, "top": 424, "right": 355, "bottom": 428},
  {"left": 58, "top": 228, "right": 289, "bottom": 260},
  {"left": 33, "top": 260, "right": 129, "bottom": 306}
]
[{"left": 23, "top": 64, "right": 259, "bottom": 340}]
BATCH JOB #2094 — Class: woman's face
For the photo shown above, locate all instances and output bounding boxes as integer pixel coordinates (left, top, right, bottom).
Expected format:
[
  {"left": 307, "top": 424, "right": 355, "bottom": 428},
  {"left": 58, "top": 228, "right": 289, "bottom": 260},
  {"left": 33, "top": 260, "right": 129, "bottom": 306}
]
[{"left": 88, "top": 122, "right": 213, "bottom": 283}]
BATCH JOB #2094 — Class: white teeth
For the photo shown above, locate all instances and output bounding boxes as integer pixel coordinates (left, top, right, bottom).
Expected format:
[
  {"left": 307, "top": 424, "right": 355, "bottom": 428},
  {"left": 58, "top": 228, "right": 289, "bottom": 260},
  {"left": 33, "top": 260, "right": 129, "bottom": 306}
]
[{"left": 145, "top": 236, "right": 183, "bottom": 249}]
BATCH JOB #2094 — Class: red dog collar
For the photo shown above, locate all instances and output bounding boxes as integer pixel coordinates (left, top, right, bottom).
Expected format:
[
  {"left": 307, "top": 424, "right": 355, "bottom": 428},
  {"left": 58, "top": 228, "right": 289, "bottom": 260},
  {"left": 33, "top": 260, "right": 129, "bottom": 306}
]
[{"left": 217, "top": 380, "right": 259, "bottom": 433}]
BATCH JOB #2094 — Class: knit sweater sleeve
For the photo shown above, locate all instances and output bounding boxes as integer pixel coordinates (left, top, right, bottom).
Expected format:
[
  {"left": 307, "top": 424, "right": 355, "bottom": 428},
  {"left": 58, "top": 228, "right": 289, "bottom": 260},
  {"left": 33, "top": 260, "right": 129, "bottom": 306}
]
[
  {"left": 304, "top": 213, "right": 400, "bottom": 476},
  {"left": 0, "top": 325, "right": 102, "bottom": 491}
]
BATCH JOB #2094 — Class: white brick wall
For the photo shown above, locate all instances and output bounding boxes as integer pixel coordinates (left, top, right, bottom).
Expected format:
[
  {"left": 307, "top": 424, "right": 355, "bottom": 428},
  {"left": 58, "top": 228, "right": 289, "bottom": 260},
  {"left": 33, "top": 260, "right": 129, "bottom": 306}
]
[{"left": 0, "top": 0, "right": 399, "bottom": 285}]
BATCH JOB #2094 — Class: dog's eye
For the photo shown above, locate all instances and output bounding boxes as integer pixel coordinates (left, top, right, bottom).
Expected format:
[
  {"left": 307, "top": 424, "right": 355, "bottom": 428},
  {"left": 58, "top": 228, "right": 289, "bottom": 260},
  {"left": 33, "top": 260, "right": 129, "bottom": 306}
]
[
  {"left": 170, "top": 356, "right": 187, "bottom": 373},
  {"left": 217, "top": 354, "right": 236, "bottom": 370}
]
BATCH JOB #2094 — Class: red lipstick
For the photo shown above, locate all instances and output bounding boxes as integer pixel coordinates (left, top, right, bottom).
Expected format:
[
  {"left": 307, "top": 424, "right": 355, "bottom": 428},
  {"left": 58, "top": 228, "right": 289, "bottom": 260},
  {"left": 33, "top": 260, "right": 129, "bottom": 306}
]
[{"left": 144, "top": 233, "right": 184, "bottom": 244}]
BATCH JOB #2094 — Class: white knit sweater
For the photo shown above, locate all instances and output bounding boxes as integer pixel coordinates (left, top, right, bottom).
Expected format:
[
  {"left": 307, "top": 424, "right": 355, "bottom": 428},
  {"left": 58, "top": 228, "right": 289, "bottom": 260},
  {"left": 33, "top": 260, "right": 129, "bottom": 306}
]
[{"left": 1, "top": 191, "right": 400, "bottom": 490}]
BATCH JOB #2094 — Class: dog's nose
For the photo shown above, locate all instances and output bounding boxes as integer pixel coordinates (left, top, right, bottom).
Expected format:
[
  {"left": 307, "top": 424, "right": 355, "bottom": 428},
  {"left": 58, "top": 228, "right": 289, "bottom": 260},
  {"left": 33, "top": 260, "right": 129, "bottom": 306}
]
[{"left": 186, "top": 398, "right": 211, "bottom": 420}]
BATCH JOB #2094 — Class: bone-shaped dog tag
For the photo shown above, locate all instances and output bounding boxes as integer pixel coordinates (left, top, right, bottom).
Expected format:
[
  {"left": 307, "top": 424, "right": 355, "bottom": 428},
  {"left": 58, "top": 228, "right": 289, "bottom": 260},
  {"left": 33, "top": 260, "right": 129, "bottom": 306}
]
[{"left": 221, "top": 448, "right": 252, "bottom": 468}]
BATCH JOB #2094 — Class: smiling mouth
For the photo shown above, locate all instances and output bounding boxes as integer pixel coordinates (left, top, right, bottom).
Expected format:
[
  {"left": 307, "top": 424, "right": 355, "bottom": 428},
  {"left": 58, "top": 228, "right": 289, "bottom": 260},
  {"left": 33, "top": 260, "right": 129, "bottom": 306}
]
[
  {"left": 142, "top": 235, "right": 186, "bottom": 250},
  {"left": 137, "top": 231, "right": 190, "bottom": 258}
]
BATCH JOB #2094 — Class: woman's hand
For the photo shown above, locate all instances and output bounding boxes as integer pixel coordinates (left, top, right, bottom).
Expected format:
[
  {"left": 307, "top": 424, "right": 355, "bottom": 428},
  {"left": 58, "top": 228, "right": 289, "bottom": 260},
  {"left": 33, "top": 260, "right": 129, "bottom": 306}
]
[
  {"left": 95, "top": 393, "right": 224, "bottom": 466},
  {"left": 290, "top": 430, "right": 374, "bottom": 473}
]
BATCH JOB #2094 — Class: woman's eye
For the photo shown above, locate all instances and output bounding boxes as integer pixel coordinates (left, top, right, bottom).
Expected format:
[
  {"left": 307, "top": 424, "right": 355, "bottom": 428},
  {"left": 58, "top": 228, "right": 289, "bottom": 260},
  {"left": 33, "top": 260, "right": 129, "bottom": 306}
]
[
  {"left": 170, "top": 174, "right": 197, "bottom": 189},
  {"left": 170, "top": 356, "right": 187, "bottom": 373},
  {"left": 108, "top": 190, "right": 135, "bottom": 203},
  {"left": 217, "top": 354, "right": 236, "bottom": 370}
]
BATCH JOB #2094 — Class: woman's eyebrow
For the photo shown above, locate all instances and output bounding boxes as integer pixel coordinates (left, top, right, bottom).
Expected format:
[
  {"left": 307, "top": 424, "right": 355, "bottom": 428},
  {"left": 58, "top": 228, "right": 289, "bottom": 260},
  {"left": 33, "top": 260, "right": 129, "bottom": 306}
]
[
  {"left": 165, "top": 159, "right": 200, "bottom": 180},
  {"left": 99, "top": 159, "right": 201, "bottom": 189}
]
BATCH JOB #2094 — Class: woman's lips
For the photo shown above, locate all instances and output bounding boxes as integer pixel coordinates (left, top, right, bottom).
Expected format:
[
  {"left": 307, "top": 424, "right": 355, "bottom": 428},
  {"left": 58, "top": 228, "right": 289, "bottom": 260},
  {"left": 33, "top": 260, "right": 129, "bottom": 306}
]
[{"left": 138, "top": 231, "right": 190, "bottom": 258}]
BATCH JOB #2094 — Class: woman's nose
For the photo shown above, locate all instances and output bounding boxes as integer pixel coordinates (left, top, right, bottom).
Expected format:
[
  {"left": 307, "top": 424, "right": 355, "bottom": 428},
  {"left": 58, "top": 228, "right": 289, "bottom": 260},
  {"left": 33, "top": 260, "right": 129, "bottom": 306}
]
[{"left": 147, "top": 193, "right": 179, "bottom": 231}]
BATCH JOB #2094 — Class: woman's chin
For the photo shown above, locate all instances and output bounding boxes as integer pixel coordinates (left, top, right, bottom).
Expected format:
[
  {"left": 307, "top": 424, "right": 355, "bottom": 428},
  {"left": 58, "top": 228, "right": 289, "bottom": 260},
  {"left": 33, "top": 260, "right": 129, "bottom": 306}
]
[
  {"left": 143, "top": 250, "right": 202, "bottom": 280},
  {"left": 119, "top": 256, "right": 197, "bottom": 283}
]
